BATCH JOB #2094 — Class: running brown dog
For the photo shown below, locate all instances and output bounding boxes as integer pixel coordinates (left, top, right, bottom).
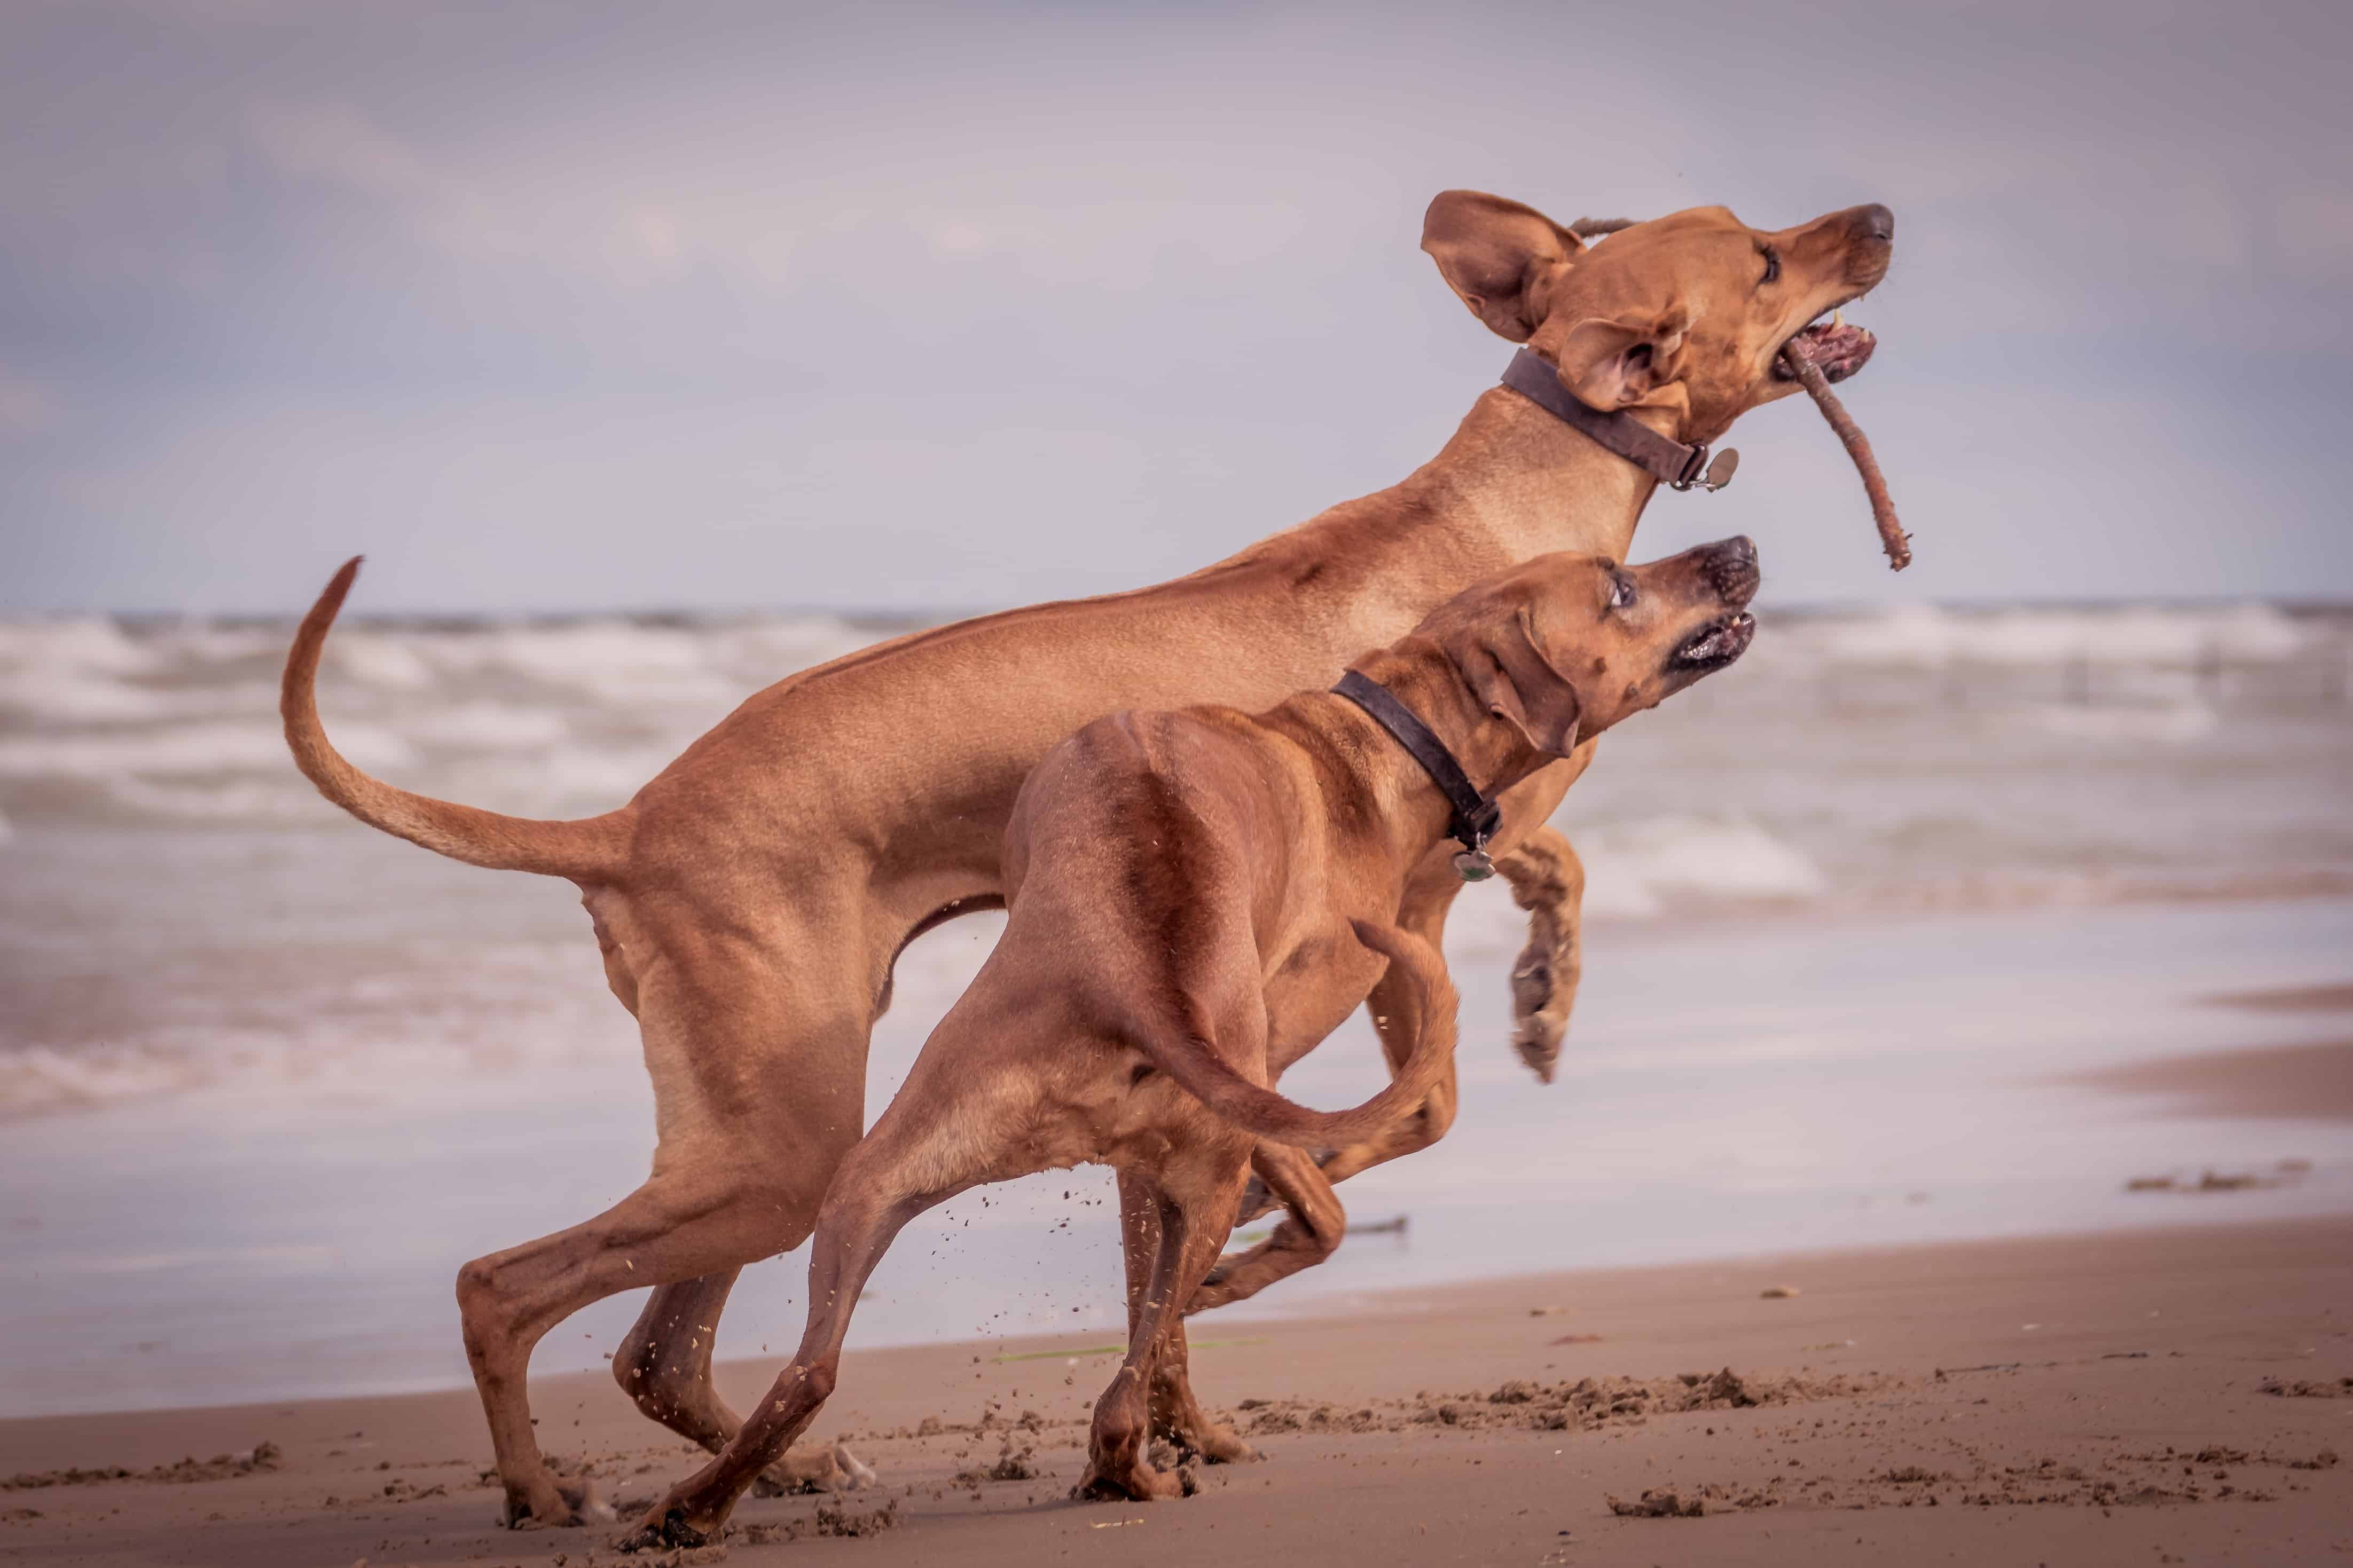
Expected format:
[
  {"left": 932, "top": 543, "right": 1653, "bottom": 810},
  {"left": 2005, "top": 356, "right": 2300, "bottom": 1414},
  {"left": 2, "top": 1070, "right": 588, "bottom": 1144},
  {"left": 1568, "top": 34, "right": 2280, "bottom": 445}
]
[
  {"left": 281, "top": 192, "right": 1888, "bottom": 1526},
  {"left": 618, "top": 536, "right": 1762, "bottom": 1546}
]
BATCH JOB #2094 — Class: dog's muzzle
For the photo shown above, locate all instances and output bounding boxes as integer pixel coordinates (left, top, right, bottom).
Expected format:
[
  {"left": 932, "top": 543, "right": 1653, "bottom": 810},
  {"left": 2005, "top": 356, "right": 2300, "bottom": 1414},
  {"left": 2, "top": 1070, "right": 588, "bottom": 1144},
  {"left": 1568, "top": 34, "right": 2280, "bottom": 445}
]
[{"left": 1670, "top": 613, "right": 1756, "bottom": 672}]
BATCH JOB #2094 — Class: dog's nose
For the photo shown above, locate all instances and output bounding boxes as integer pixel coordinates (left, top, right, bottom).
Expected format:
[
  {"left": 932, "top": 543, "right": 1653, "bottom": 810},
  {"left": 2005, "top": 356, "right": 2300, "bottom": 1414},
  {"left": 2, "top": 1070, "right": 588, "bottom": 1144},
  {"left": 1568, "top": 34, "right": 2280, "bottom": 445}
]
[
  {"left": 1698, "top": 535, "right": 1761, "bottom": 606},
  {"left": 1853, "top": 203, "right": 1894, "bottom": 244}
]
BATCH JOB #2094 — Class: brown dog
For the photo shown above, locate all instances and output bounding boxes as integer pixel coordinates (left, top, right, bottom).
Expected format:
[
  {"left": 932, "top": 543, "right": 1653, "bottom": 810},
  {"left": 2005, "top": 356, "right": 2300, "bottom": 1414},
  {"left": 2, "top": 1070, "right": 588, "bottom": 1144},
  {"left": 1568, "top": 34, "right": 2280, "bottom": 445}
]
[
  {"left": 281, "top": 192, "right": 1887, "bottom": 1525},
  {"left": 618, "top": 537, "right": 1761, "bottom": 1547}
]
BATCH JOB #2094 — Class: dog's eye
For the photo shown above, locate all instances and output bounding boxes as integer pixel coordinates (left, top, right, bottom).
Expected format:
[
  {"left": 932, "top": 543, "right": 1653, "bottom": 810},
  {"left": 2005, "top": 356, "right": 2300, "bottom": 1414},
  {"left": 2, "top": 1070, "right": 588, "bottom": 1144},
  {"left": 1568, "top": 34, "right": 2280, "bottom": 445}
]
[
  {"left": 1758, "top": 246, "right": 1781, "bottom": 286},
  {"left": 1609, "top": 574, "right": 1636, "bottom": 609}
]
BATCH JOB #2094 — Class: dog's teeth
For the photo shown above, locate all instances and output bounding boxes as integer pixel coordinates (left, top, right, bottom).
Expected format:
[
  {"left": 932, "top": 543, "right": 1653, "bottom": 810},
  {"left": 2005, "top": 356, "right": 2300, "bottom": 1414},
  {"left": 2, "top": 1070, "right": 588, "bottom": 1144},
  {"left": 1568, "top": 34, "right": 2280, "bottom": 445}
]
[{"left": 1830, "top": 309, "right": 1844, "bottom": 329}]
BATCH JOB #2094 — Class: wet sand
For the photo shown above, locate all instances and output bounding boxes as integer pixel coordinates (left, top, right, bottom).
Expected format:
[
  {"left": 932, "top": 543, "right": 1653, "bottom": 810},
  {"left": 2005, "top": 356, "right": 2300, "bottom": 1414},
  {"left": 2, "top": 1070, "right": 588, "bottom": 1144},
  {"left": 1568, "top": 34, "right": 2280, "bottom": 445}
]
[
  {"left": 2050, "top": 976, "right": 2353, "bottom": 1122},
  {"left": 16, "top": 896, "right": 2353, "bottom": 1423},
  {"left": 5, "top": 1216, "right": 2347, "bottom": 1566},
  {"left": 2058, "top": 1039, "right": 2353, "bottom": 1122}
]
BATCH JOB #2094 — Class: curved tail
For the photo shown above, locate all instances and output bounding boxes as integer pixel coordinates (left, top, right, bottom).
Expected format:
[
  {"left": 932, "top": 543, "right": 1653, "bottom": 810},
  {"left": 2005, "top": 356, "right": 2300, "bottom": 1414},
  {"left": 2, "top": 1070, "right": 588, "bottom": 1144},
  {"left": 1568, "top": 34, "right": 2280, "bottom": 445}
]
[
  {"left": 281, "top": 558, "right": 632, "bottom": 881},
  {"left": 1135, "top": 920, "right": 1458, "bottom": 1149}
]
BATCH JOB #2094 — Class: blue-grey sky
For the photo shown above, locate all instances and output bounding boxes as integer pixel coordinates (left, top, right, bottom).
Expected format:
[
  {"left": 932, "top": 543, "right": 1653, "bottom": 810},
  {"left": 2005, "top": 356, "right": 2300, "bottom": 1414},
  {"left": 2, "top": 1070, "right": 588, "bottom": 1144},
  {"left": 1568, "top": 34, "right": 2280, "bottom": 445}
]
[{"left": 5, "top": 0, "right": 2349, "bottom": 613}]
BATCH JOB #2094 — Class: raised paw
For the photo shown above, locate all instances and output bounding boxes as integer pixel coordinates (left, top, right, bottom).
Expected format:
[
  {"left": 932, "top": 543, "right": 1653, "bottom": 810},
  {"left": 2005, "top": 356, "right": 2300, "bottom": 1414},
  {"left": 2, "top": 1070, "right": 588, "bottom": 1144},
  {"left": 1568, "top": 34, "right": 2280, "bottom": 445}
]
[{"left": 1509, "top": 952, "right": 1567, "bottom": 1083}]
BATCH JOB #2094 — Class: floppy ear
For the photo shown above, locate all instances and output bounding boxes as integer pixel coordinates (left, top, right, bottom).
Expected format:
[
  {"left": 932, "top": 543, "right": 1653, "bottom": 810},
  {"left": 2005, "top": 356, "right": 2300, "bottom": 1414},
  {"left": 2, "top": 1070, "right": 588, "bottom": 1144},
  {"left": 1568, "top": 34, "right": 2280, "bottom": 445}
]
[
  {"left": 1536, "top": 305, "right": 1692, "bottom": 412},
  {"left": 1444, "top": 602, "right": 1583, "bottom": 757},
  {"left": 1421, "top": 191, "right": 1585, "bottom": 343}
]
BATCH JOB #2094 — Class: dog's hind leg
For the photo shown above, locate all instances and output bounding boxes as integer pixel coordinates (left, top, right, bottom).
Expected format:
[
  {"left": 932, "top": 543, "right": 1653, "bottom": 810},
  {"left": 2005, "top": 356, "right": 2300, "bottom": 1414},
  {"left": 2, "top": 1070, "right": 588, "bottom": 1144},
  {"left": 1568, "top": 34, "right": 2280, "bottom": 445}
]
[
  {"left": 460, "top": 1169, "right": 819, "bottom": 1528},
  {"left": 611, "top": 1268, "right": 872, "bottom": 1496},
  {"left": 623, "top": 1019, "right": 1057, "bottom": 1550},
  {"left": 619, "top": 1159, "right": 929, "bottom": 1549},
  {"left": 1187, "top": 1142, "right": 1345, "bottom": 1314},
  {"left": 459, "top": 941, "right": 873, "bottom": 1530},
  {"left": 1124, "top": 1175, "right": 1257, "bottom": 1465},
  {"left": 600, "top": 891, "right": 989, "bottom": 1492},
  {"left": 1084, "top": 1157, "right": 1249, "bottom": 1502},
  {"left": 1497, "top": 824, "right": 1585, "bottom": 1084},
  {"left": 611, "top": 1268, "right": 740, "bottom": 1449}
]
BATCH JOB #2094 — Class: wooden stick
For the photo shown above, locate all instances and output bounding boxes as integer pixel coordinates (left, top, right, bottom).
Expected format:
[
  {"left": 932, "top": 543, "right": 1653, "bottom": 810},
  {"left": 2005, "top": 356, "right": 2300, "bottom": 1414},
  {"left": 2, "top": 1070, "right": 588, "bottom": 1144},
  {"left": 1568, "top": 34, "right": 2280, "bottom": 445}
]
[{"left": 1782, "top": 341, "right": 1911, "bottom": 571}]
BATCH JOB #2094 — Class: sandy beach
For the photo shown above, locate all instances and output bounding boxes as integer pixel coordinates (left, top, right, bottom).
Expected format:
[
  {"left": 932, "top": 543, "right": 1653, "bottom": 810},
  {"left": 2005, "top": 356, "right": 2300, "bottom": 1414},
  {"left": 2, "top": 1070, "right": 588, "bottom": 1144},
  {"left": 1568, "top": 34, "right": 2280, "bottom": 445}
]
[{"left": 5, "top": 1216, "right": 2348, "bottom": 1567}]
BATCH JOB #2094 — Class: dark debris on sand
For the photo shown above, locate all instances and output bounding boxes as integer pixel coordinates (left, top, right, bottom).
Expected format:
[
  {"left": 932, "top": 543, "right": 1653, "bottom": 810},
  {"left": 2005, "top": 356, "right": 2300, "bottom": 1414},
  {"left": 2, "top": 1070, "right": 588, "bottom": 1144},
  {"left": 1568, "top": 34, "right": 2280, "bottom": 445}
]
[
  {"left": 738, "top": 1498, "right": 900, "bottom": 1543},
  {"left": 1619, "top": 1441, "right": 2340, "bottom": 1518},
  {"left": 1609, "top": 1490, "right": 1706, "bottom": 1517},
  {"left": 2, "top": 1441, "right": 282, "bottom": 1491},
  {"left": 1235, "top": 1367, "right": 1878, "bottom": 1439}
]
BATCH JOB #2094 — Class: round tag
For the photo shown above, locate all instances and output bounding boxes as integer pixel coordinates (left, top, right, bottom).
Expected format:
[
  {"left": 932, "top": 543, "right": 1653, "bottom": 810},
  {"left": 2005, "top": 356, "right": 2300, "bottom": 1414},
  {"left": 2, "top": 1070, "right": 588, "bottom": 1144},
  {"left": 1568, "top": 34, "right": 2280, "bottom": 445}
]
[{"left": 1454, "top": 849, "right": 1497, "bottom": 882}]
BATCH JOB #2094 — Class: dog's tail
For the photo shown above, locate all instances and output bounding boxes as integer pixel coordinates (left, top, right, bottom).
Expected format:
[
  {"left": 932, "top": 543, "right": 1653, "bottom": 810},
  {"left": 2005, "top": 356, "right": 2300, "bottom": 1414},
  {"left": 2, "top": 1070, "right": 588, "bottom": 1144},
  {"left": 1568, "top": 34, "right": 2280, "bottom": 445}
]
[
  {"left": 1135, "top": 919, "right": 1458, "bottom": 1151},
  {"left": 281, "top": 557, "right": 632, "bottom": 881}
]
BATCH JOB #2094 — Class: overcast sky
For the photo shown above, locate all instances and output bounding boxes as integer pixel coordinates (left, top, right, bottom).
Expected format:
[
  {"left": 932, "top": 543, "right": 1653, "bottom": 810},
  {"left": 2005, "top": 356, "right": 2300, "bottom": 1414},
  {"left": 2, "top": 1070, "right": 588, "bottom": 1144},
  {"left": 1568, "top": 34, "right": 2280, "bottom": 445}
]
[{"left": 5, "top": 0, "right": 2349, "bottom": 613}]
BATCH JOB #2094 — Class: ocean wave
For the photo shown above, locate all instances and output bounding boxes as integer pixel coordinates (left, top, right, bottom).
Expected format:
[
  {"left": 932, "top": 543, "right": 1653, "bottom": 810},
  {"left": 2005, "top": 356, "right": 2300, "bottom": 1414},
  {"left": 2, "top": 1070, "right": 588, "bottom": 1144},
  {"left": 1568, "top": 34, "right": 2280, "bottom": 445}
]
[
  {"left": 0, "top": 605, "right": 2345, "bottom": 923},
  {"left": 1578, "top": 816, "right": 1830, "bottom": 918},
  {"left": 2025, "top": 701, "right": 2219, "bottom": 743},
  {"left": 0, "top": 617, "right": 161, "bottom": 676},
  {"left": 0, "top": 935, "right": 639, "bottom": 1121},
  {"left": 1785, "top": 601, "right": 2320, "bottom": 669},
  {"left": 0, "top": 720, "right": 418, "bottom": 781}
]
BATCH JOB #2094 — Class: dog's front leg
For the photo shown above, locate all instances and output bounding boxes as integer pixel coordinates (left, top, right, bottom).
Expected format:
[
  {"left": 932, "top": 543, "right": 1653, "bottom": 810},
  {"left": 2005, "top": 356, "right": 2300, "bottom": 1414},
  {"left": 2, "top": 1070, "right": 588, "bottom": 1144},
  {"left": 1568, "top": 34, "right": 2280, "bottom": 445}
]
[
  {"left": 1495, "top": 824, "right": 1585, "bottom": 1084},
  {"left": 1188, "top": 1143, "right": 1345, "bottom": 1314}
]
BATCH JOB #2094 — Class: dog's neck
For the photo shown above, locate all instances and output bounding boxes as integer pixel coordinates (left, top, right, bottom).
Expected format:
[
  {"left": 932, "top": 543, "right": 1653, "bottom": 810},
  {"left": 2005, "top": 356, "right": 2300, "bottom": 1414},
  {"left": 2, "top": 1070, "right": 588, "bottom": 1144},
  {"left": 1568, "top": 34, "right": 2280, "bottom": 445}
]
[
  {"left": 1275, "top": 642, "right": 1554, "bottom": 876},
  {"left": 1395, "top": 382, "right": 1683, "bottom": 567}
]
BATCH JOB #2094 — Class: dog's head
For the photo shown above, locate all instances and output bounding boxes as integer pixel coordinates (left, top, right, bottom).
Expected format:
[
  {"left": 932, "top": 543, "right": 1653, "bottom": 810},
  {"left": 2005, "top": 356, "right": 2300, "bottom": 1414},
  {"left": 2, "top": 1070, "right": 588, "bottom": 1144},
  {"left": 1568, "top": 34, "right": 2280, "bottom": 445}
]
[
  {"left": 1415, "top": 537, "right": 1761, "bottom": 763},
  {"left": 1423, "top": 192, "right": 1891, "bottom": 446}
]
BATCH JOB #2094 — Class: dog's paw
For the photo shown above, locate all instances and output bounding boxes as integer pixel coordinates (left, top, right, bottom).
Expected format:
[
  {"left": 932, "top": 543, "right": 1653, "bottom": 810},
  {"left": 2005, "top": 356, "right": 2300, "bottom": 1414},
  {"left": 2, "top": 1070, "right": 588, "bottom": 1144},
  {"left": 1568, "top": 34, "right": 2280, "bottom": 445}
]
[
  {"left": 835, "top": 1443, "right": 879, "bottom": 1491},
  {"left": 1509, "top": 960, "right": 1567, "bottom": 1084},
  {"left": 1072, "top": 1463, "right": 1188, "bottom": 1503},
  {"left": 499, "top": 1477, "right": 599, "bottom": 1531},
  {"left": 614, "top": 1499, "right": 717, "bottom": 1554},
  {"left": 1232, "top": 1176, "right": 1280, "bottom": 1227},
  {"left": 1196, "top": 1427, "right": 1261, "bottom": 1465}
]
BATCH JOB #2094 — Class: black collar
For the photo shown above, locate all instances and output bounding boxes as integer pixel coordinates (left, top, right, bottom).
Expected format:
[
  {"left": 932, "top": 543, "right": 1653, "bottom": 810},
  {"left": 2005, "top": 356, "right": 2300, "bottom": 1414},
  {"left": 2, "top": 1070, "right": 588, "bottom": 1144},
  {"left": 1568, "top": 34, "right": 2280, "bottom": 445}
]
[
  {"left": 1501, "top": 346, "right": 1737, "bottom": 492},
  {"left": 1332, "top": 670, "right": 1501, "bottom": 878}
]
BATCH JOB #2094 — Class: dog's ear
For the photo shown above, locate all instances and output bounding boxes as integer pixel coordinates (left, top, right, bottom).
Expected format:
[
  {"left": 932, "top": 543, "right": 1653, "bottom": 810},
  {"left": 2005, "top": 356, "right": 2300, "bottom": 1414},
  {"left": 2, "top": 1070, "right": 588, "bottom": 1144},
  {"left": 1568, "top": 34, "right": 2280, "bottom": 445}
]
[
  {"left": 1536, "top": 304, "right": 1692, "bottom": 412},
  {"left": 1444, "top": 602, "right": 1583, "bottom": 757},
  {"left": 1422, "top": 191, "right": 1585, "bottom": 343}
]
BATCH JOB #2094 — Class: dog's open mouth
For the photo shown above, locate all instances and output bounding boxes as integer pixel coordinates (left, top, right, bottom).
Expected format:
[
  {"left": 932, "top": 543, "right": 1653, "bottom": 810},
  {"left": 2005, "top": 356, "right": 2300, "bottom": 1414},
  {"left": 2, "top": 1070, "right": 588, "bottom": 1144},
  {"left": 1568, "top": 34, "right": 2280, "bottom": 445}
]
[
  {"left": 1772, "top": 312, "right": 1876, "bottom": 383},
  {"left": 1669, "top": 613, "right": 1755, "bottom": 672}
]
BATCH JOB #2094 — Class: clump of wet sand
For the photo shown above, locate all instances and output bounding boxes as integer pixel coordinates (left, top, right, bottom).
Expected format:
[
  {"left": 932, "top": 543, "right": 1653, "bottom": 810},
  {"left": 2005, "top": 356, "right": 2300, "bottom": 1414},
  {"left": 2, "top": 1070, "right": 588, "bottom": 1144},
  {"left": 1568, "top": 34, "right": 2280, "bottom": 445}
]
[{"left": 1232, "top": 1366, "right": 1888, "bottom": 1438}]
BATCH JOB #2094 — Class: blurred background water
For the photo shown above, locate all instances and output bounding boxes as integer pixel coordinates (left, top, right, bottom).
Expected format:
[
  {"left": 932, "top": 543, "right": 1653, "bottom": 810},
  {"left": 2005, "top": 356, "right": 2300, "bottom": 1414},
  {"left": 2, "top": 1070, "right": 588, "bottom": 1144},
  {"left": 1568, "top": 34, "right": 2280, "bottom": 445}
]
[{"left": 4, "top": 598, "right": 2349, "bottom": 1119}]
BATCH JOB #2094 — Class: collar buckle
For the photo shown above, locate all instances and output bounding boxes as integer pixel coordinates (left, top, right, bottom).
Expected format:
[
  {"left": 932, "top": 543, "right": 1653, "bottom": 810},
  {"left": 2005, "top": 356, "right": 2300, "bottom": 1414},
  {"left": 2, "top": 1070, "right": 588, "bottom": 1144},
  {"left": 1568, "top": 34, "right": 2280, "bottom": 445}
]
[
  {"left": 1668, "top": 443, "right": 1711, "bottom": 491},
  {"left": 1669, "top": 443, "right": 1741, "bottom": 493}
]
